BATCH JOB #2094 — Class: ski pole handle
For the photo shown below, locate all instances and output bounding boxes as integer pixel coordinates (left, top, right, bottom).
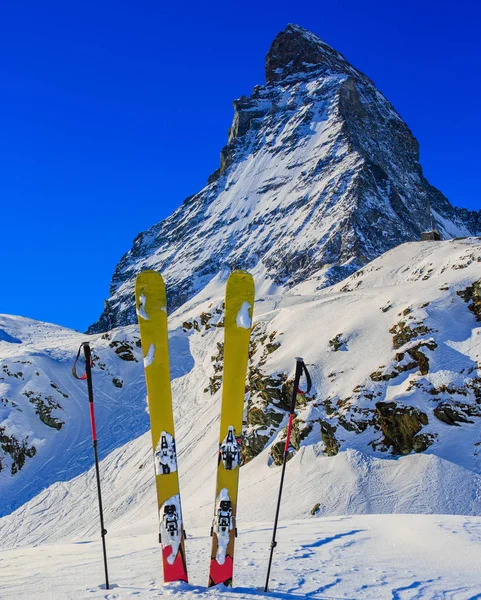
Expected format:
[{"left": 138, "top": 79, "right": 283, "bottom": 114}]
[
  {"left": 82, "top": 344, "right": 98, "bottom": 442},
  {"left": 72, "top": 343, "right": 98, "bottom": 441}
]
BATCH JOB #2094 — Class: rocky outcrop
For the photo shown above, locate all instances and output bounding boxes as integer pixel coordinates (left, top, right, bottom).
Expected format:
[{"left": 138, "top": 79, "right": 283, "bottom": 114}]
[
  {"left": 389, "top": 319, "right": 433, "bottom": 350},
  {"left": 433, "top": 402, "right": 481, "bottom": 426},
  {"left": 457, "top": 279, "right": 481, "bottom": 321},
  {"left": 0, "top": 427, "right": 37, "bottom": 475},
  {"left": 375, "top": 402, "right": 431, "bottom": 455},
  {"left": 269, "top": 419, "right": 313, "bottom": 465},
  {"left": 320, "top": 421, "right": 340, "bottom": 456},
  {"left": 109, "top": 340, "right": 138, "bottom": 362},
  {"left": 22, "top": 392, "right": 64, "bottom": 431}
]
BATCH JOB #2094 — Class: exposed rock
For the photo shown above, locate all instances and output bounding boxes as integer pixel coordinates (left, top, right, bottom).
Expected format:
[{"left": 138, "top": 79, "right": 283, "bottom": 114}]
[
  {"left": 268, "top": 419, "right": 313, "bottom": 465},
  {"left": 265, "top": 23, "right": 352, "bottom": 84},
  {"left": 389, "top": 320, "right": 433, "bottom": 349},
  {"left": 205, "top": 342, "right": 224, "bottom": 395},
  {"left": 0, "top": 427, "right": 37, "bottom": 475},
  {"left": 241, "top": 430, "right": 270, "bottom": 464},
  {"left": 376, "top": 402, "right": 429, "bottom": 455},
  {"left": 457, "top": 279, "right": 481, "bottom": 321},
  {"left": 269, "top": 440, "right": 288, "bottom": 466},
  {"left": 371, "top": 340, "right": 437, "bottom": 381},
  {"left": 320, "top": 421, "right": 339, "bottom": 456},
  {"left": 412, "top": 432, "right": 437, "bottom": 452},
  {"left": 434, "top": 403, "right": 475, "bottom": 426},
  {"left": 109, "top": 340, "right": 137, "bottom": 362},
  {"left": 50, "top": 382, "right": 68, "bottom": 399},
  {"left": 23, "top": 391, "right": 64, "bottom": 430},
  {"left": 290, "top": 420, "right": 313, "bottom": 451},
  {"left": 329, "top": 334, "right": 346, "bottom": 352},
  {"left": 405, "top": 346, "right": 431, "bottom": 376}
]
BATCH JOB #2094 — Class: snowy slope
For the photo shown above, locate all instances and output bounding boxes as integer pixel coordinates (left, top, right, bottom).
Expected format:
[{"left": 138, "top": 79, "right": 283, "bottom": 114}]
[
  {"left": 1, "top": 238, "right": 480, "bottom": 549},
  {"left": 91, "top": 24, "right": 480, "bottom": 333},
  {"left": 2, "top": 515, "right": 481, "bottom": 599},
  {"left": 0, "top": 319, "right": 146, "bottom": 515}
]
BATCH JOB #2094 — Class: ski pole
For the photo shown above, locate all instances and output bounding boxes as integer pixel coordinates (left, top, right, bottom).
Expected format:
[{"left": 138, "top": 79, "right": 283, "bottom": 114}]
[
  {"left": 73, "top": 342, "right": 110, "bottom": 590},
  {"left": 264, "top": 357, "right": 312, "bottom": 593}
]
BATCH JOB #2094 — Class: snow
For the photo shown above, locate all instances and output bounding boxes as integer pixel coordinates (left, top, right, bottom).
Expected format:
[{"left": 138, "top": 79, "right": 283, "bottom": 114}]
[
  {"left": 236, "top": 302, "right": 253, "bottom": 330},
  {"left": 1, "top": 515, "right": 481, "bottom": 598},
  {"left": 0, "top": 328, "right": 22, "bottom": 344},
  {"left": 1, "top": 22, "right": 479, "bottom": 595},
  {"left": 136, "top": 294, "right": 149, "bottom": 321},
  {"left": 144, "top": 343, "right": 155, "bottom": 368},
  {"left": 1, "top": 239, "right": 481, "bottom": 524},
  {"left": 0, "top": 239, "right": 481, "bottom": 597}
]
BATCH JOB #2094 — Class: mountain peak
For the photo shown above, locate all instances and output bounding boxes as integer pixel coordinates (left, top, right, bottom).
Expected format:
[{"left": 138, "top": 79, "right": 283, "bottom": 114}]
[
  {"left": 88, "top": 26, "right": 479, "bottom": 334},
  {"left": 265, "top": 24, "right": 347, "bottom": 84}
]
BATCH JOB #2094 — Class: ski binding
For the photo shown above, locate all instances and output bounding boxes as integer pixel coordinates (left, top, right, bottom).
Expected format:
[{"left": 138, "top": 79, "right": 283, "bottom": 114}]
[
  {"left": 219, "top": 425, "right": 241, "bottom": 470},
  {"left": 155, "top": 431, "right": 177, "bottom": 475},
  {"left": 159, "top": 494, "right": 182, "bottom": 565},
  {"left": 211, "top": 488, "right": 236, "bottom": 565}
]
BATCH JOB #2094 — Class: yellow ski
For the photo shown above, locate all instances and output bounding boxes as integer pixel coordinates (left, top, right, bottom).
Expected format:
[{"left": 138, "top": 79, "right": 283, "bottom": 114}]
[
  {"left": 208, "top": 270, "right": 255, "bottom": 587},
  {"left": 135, "top": 270, "right": 188, "bottom": 583}
]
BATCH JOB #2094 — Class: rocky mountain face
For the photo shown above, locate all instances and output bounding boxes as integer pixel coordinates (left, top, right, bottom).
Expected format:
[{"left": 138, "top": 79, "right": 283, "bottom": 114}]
[{"left": 90, "top": 23, "right": 479, "bottom": 333}]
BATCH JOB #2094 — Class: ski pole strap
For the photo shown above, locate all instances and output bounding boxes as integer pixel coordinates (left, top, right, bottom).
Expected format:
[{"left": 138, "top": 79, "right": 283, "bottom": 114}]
[
  {"left": 72, "top": 344, "right": 87, "bottom": 380},
  {"left": 284, "top": 358, "right": 313, "bottom": 453},
  {"left": 297, "top": 360, "right": 312, "bottom": 396},
  {"left": 72, "top": 342, "right": 93, "bottom": 380},
  {"left": 288, "top": 358, "right": 312, "bottom": 413}
]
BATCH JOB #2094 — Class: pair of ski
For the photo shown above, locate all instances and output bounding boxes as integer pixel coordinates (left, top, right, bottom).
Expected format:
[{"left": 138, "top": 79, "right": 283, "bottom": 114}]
[{"left": 135, "top": 269, "right": 254, "bottom": 587}]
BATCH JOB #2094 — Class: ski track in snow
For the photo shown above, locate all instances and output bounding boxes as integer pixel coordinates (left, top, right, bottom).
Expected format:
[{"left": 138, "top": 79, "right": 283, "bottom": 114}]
[{"left": 1, "top": 515, "right": 481, "bottom": 599}]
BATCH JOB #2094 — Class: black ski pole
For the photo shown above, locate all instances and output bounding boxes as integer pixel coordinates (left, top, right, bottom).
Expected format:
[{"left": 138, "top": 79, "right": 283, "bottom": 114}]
[
  {"left": 73, "top": 342, "right": 110, "bottom": 590},
  {"left": 264, "top": 357, "right": 311, "bottom": 593}
]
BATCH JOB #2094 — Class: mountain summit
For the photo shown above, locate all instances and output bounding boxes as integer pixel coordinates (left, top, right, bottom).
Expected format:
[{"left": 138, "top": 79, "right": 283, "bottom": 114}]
[
  {"left": 265, "top": 24, "right": 357, "bottom": 84},
  {"left": 89, "top": 25, "right": 480, "bottom": 333}
]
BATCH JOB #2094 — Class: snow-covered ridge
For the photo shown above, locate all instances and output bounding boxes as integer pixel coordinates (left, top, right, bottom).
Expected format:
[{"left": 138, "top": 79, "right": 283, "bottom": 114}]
[
  {"left": 90, "top": 24, "right": 480, "bottom": 333},
  {"left": 1, "top": 239, "right": 480, "bottom": 545}
]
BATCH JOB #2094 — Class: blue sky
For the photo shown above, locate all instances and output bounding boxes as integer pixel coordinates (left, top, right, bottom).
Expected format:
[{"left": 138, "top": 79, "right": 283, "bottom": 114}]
[{"left": 1, "top": 0, "right": 480, "bottom": 332}]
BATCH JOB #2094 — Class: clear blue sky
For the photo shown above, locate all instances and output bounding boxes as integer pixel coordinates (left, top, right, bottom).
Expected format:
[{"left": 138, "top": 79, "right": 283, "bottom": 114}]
[{"left": 1, "top": 0, "right": 479, "bottom": 332}]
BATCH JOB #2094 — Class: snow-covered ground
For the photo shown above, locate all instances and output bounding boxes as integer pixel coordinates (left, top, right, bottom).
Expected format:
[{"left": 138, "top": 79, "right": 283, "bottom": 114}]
[
  {"left": 2, "top": 514, "right": 481, "bottom": 599},
  {"left": 0, "top": 239, "right": 480, "bottom": 597},
  {"left": 1, "top": 239, "right": 481, "bottom": 523}
]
